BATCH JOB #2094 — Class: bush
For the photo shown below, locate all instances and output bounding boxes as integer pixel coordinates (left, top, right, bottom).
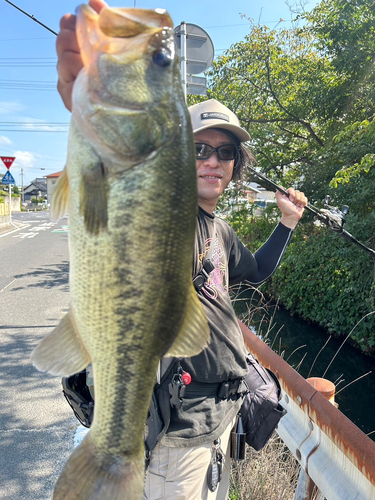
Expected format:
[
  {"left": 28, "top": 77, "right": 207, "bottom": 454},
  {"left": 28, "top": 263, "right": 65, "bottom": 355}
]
[{"left": 226, "top": 209, "right": 375, "bottom": 354}]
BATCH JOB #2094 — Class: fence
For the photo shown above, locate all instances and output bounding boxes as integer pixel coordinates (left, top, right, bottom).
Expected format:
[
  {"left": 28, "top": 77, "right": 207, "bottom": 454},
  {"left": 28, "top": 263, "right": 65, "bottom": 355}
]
[{"left": 238, "top": 320, "right": 375, "bottom": 500}]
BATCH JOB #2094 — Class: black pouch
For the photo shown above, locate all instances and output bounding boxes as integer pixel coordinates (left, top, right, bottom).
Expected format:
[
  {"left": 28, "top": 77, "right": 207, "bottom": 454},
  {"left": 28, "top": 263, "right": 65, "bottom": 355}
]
[
  {"left": 61, "top": 370, "right": 94, "bottom": 428},
  {"left": 240, "top": 353, "right": 287, "bottom": 451}
]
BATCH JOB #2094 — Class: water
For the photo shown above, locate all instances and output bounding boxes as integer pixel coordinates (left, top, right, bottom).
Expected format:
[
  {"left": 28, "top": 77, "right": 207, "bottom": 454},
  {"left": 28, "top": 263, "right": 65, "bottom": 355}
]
[{"left": 232, "top": 287, "right": 375, "bottom": 440}]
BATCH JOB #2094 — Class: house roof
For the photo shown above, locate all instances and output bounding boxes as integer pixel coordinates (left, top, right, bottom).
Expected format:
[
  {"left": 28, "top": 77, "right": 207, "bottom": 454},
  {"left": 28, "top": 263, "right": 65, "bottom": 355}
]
[
  {"left": 24, "top": 181, "right": 47, "bottom": 192},
  {"left": 45, "top": 171, "right": 63, "bottom": 178}
]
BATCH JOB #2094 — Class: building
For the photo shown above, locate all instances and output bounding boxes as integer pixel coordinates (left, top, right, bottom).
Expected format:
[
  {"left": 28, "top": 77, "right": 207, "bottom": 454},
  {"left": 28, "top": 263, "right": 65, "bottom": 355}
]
[
  {"left": 45, "top": 171, "right": 62, "bottom": 204},
  {"left": 23, "top": 178, "right": 47, "bottom": 203}
]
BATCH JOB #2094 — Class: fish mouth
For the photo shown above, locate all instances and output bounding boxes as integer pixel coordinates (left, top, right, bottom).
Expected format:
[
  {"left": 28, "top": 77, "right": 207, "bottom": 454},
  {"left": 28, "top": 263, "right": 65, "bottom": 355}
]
[{"left": 98, "top": 7, "right": 174, "bottom": 38}]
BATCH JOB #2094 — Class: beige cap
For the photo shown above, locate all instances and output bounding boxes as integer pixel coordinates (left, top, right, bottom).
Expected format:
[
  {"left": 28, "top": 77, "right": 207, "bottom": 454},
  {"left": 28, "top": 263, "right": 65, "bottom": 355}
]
[{"left": 188, "top": 99, "right": 251, "bottom": 142}]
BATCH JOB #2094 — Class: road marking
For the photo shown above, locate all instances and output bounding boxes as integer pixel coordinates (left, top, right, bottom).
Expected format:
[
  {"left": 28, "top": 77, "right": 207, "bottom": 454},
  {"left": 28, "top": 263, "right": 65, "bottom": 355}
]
[
  {"left": 14, "top": 232, "right": 39, "bottom": 239},
  {"left": 0, "top": 225, "right": 30, "bottom": 238},
  {"left": 0, "top": 279, "right": 16, "bottom": 293},
  {"left": 52, "top": 225, "right": 68, "bottom": 233},
  {"left": 12, "top": 222, "right": 60, "bottom": 239}
]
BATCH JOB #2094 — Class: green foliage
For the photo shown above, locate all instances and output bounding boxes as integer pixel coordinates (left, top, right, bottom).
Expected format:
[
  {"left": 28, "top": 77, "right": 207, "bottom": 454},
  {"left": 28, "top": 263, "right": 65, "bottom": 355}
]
[
  {"left": 228, "top": 209, "right": 375, "bottom": 353},
  {"left": 225, "top": 205, "right": 279, "bottom": 251},
  {"left": 205, "top": 0, "right": 375, "bottom": 209},
  {"left": 205, "top": 0, "right": 375, "bottom": 352},
  {"left": 326, "top": 118, "right": 375, "bottom": 216},
  {"left": 31, "top": 197, "right": 44, "bottom": 204}
]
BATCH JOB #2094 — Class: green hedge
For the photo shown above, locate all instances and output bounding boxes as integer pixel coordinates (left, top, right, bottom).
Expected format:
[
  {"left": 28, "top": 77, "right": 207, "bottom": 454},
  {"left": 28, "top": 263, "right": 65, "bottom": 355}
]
[{"left": 226, "top": 209, "right": 375, "bottom": 354}]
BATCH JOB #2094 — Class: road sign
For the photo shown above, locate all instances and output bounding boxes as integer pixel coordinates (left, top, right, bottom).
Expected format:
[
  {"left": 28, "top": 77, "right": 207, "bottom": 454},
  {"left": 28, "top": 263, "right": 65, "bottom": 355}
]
[
  {"left": 186, "top": 75, "right": 207, "bottom": 96},
  {"left": 2, "top": 170, "right": 15, "bottom": 184},
  {"left": 174, "top": 23, "right": 214, "bottom": 75},
  {"left": 0, "top": 156, "right": 15, "bottom": 169}
]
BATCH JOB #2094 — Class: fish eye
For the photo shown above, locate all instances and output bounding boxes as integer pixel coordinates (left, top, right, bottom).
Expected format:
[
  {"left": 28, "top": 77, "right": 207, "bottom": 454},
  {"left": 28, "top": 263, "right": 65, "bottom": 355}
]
[{"left": 152, "top": 49, "right": 172, "bottom": 67}]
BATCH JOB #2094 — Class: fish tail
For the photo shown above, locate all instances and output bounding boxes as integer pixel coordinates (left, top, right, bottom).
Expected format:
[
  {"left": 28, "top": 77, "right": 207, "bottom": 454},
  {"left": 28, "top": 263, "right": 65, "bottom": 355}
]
[{"left": 53, "top": 432, "right": 145, "bottom": 500}]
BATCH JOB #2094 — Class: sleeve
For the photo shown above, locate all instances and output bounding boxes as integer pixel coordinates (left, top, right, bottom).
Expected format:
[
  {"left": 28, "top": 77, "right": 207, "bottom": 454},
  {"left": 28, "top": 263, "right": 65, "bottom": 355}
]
[{"left": 228, "top": 222, "right": 293, "bottom": 286}]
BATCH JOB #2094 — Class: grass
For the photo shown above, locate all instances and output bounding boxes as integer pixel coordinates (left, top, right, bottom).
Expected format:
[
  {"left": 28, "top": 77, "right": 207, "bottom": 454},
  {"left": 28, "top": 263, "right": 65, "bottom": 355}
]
[{"left": 229, "top": 433, "right": 301, "bottom": 500}]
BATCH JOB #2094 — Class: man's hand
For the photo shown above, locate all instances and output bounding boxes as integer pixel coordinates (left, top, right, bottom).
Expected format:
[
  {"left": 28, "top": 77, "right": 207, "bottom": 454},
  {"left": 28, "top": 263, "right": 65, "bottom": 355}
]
[
  {"left": 276, "top": 188, "right": 308, "bottom": 229},
  {"left": 56, "top": 0, "right": 108, "bottom": 111}
]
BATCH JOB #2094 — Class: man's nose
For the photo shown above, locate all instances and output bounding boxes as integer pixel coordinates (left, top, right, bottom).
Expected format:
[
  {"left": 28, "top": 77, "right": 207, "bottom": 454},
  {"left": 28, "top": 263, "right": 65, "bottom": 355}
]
[{"left": 202, "top": 152, "right": 220, "bottom": 167}]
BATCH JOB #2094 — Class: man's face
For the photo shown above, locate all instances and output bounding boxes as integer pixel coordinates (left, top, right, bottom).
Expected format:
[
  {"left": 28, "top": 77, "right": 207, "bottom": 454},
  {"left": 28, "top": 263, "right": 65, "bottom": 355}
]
[{"left": 195, "top": 129, "right": 235, "bottom": 212}]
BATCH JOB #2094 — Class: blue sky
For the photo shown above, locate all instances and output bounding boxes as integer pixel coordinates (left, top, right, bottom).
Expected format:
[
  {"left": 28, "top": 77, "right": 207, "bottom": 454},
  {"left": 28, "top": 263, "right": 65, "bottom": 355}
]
[{"left": 0, "top": 0, "right": 320, "bottom": 188}]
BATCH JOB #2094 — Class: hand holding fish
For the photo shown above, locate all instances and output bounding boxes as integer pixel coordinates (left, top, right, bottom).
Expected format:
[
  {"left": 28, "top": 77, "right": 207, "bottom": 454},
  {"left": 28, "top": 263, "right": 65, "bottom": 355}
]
[{"left": 56, "top": 0, "right": 108, "bottom": 111}]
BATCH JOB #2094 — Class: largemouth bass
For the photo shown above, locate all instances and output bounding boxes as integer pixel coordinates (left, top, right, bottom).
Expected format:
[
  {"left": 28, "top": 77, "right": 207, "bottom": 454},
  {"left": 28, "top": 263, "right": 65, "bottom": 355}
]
[{"left": 31, "top": 5, "right": 210, "bottom": 499}]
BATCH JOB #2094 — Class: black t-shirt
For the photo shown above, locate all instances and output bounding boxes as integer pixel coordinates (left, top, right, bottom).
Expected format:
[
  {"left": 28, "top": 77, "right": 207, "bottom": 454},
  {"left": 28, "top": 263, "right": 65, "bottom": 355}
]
[{"left": 161, "top": 207, "right": 293, "bottom": 447}]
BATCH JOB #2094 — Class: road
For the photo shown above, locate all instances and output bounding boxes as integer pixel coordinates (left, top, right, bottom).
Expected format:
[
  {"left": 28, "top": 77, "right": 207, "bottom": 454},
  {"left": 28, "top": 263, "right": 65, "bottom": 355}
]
[{"left": 0, "top": 211, "right": 78, "bottom": 500}]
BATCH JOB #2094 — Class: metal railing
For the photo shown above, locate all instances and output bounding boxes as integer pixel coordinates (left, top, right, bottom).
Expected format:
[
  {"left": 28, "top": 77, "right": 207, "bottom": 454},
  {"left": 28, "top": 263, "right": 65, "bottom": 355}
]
[{"left": 238, "top": 320, "right": 375, "bottom": 500}]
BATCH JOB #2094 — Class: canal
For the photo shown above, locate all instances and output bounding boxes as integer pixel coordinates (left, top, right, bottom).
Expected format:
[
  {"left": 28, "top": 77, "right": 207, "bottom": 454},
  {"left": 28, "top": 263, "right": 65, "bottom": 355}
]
[{"left": 232, "top": 287, "right": 375, "bottom": 440}]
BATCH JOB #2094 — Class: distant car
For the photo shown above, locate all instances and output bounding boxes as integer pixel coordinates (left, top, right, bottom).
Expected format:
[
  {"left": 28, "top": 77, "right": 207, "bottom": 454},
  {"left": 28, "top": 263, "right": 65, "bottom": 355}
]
[{"left": 21, "top": 203, "right": 28, "bottom": 207}]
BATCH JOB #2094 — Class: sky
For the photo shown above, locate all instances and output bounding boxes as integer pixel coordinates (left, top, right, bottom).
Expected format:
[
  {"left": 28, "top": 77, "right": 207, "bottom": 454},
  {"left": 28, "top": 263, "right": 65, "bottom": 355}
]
[{"left": 0, "top": 0, "right": 320, "bottom": 188}]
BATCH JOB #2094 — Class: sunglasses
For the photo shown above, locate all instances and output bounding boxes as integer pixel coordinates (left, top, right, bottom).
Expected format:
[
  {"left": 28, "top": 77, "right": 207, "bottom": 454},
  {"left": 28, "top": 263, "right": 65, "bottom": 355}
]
[{"left": 195, "top": 143, "right": 237, "bottom": 161}]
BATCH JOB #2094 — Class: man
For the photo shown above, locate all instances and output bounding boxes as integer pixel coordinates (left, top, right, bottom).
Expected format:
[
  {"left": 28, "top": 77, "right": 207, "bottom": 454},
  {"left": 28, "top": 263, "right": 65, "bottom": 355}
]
[{"left": 56, "top": 2, "right": 307, "bottom": 499}]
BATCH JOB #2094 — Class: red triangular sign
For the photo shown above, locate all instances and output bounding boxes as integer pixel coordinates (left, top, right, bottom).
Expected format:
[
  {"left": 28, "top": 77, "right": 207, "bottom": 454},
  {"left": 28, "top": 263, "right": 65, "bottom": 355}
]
[{"left": 0, "top": 157, "right": 15, "bottom": 169}]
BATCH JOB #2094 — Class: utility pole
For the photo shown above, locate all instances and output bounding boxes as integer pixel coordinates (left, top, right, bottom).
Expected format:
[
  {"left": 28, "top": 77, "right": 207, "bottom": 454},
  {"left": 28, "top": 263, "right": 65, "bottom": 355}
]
[{"left": 21, "top": 167, "right": 24, "bottom": 203}]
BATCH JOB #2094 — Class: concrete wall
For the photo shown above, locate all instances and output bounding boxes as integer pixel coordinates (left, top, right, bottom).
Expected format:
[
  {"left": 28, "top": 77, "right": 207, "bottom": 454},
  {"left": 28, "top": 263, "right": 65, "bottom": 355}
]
[{"left": 2, "top": 196, "right": 21, "bottom": 212}]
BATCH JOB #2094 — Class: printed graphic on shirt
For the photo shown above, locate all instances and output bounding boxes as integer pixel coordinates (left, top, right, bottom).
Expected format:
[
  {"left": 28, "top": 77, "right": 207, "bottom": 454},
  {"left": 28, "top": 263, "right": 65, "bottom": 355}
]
[{"left": 199, "top": 235, "right": 228, "bottom": 299}]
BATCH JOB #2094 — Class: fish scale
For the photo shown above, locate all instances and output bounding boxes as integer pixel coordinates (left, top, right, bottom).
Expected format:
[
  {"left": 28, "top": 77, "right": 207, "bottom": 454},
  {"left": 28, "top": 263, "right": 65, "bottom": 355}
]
[{"left": 30, "top": 4, "right": 210, "bottom": 499}]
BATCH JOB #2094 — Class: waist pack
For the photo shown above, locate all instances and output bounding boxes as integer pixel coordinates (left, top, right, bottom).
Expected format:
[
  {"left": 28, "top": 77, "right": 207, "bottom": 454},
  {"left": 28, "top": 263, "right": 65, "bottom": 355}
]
[
  {"left": 62, "top": 370, "right": 94, "bottom": 428},
  {"left": 240, "top": 353, "right": 286, "bottom": 451}
]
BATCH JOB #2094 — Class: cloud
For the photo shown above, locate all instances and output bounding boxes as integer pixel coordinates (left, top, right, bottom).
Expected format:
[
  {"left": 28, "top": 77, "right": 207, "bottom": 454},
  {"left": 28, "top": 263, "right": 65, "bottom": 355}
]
[
  {"left": 12, "top": 151, "right": 36, "bottom": 169},
  {"left": 0, "top": 136, "right": 12, "bottom": 145},
  {"left": 22, "top": 123, "right": 68, "bottom": 132},
  {"left": 0, "top": 101, "right": 24, "bottom": 115}
]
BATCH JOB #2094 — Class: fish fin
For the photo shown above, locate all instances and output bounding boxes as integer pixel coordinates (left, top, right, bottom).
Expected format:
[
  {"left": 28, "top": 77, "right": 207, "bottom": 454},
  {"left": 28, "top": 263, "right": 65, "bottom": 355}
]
[
  {"left": 53, "top": 432, "right": 144, "bottom": 500},
  {"left": 165, "top": 283, "right": 210, "bottom": 357},
  {"left": 51, "top": 168, "right": 69, "bottom": 222},
  {"left": 80, "top": 162, "right": 108, "bottom": 235},
  {"left": 30, "top": 310, "right": 91, "bottom": 376}
]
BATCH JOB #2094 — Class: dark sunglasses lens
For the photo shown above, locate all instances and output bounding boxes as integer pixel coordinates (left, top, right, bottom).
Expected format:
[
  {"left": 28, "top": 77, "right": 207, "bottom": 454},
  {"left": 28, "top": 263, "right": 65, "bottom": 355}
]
[
  {"left": 218, "top": 145, "right": 236, "bottom": 160},
  {"left": 195, "top": 144, "right": 211, "bottom": 159},
  {"left": 195, "top": 143, "right": 237, "bottom": 160}
]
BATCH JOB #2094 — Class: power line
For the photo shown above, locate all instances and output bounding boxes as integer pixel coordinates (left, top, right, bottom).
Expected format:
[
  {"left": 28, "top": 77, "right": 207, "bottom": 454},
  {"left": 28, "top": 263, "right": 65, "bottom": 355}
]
[
  {"left": 0, "top": 146, "right": 66, "bottom": 163},
  {"left": 0, "top": 122, "right": 69, "bottom": 124},
  {"left": 0, "top": 128, "right": 69, "bottom": 130},
  {"left": 0, "top": 37, "right": 54, "bottom": 42}
]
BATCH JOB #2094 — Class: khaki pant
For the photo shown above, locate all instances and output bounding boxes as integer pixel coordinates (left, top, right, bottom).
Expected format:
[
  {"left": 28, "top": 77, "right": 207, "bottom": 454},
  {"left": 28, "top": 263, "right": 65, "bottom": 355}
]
[{"left": 144, "top": 417, "right": 236, "bottom": 500}]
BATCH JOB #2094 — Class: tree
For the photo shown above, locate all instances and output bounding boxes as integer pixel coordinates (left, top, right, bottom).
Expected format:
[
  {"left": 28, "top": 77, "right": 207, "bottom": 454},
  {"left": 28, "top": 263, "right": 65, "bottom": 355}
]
[
  {"left": 195, "top": 0, "right": 375, "bottom": 351},
  {"left": 201, "top": 0, "right": 375, "bottom": 213}
]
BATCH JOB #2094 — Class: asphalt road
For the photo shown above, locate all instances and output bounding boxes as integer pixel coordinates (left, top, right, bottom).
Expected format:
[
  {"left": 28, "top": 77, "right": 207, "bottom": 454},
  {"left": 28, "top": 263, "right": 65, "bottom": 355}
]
[{"left": 0, "top": 211, "right": 78, "bottom": 500}]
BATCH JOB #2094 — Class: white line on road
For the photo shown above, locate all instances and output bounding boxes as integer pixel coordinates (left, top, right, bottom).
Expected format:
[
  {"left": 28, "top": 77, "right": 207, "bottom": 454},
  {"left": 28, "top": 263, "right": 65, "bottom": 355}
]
[
  {"left": 0, "top": 225, "right": 30, "bottom": 238},
  {"left": 0, "top": 279, "right": 16, "bottom": 293}
]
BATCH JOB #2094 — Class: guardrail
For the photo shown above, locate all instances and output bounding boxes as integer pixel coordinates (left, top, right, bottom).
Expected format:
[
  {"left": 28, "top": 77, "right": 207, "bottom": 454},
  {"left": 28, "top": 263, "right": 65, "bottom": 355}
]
[{"left": 238, "top": 320, "right": 375, "bottom": 500}]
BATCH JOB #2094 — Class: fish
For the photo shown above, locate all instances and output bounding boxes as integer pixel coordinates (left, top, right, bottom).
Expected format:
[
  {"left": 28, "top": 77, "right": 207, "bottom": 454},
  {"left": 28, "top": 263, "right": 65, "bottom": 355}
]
[{"left": 30, "top": 5, "right": 210, "bottom": 500}]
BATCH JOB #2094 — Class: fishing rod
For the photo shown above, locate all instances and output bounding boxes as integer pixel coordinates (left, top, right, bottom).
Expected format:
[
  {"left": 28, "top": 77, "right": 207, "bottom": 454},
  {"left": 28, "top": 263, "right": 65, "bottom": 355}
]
[
  {"left": 5, "top": 2, "right": 374, "bottom": 260},
  {"left": 248, "top": 165, "right": 375, "bottom": 260},
  {"left": 4, "top": 0, "right": 58, "bottom": 36}
]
